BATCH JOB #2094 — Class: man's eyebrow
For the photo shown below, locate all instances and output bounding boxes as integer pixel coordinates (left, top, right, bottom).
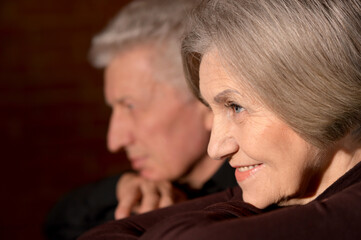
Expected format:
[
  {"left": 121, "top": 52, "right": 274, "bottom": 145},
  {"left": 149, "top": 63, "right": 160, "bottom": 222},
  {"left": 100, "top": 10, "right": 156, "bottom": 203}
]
[
  {"left": 105, "top": 97, "right": 128, "bottom": 107},
  {"left": 115, "top": 97, "right": 127, "bottom": 104},
  {"left": 214, "top": 89, "right": 240, "bottom": 103}
]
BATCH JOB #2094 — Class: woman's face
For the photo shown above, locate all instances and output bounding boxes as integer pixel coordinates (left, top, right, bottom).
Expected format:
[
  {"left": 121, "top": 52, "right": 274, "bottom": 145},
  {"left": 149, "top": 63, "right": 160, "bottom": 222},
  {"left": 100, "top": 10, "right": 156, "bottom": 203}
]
[{"left": 199, "top": 50, "right": 322, "bottom": 208}]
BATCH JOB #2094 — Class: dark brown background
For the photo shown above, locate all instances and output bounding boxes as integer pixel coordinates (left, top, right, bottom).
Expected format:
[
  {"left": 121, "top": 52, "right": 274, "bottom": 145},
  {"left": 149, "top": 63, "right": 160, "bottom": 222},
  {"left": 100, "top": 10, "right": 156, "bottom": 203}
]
[{"left": 0, "top": 1, "right": 133, "bottom": 239}]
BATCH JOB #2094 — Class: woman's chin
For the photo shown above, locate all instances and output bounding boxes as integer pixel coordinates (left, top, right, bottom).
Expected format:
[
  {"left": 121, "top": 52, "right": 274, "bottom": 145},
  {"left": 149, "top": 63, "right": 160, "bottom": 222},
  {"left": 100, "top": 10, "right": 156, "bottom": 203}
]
[{"left": 242, "top": 194, "right": 272, "bottom": 209}]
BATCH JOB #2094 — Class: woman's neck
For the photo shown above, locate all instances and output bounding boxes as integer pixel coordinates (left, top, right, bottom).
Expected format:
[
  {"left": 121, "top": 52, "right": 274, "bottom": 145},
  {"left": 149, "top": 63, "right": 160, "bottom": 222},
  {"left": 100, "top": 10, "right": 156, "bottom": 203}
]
[{"left": 282, "top": 136, "right": 361, "bottom": 206}]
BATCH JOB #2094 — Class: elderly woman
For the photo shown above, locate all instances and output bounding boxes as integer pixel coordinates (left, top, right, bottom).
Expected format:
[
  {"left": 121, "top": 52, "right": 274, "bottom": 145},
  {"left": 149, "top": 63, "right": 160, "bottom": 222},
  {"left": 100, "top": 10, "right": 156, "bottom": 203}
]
[{"left": 79, "top": 0, "right": 361, "bottom": 239}]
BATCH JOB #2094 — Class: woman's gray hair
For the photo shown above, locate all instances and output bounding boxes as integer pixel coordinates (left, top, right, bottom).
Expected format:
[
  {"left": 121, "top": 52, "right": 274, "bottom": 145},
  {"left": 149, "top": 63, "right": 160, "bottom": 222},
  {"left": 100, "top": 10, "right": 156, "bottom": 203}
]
[
  {"left": 90, "top": 0, "right": 199, "bottom": 91},
  {"left": 182, "top": 0, "right": 361, "bottom": 148}
]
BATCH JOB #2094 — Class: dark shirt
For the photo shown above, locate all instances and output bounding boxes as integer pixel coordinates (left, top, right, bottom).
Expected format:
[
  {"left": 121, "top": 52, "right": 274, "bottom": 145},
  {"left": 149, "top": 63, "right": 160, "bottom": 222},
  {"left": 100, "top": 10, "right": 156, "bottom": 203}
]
[
  {"left": 44, "top": 162, "right": 237, "bottom": 240},
  {"left": 78, "top": 162, "right": 361, "bottom": 240}
]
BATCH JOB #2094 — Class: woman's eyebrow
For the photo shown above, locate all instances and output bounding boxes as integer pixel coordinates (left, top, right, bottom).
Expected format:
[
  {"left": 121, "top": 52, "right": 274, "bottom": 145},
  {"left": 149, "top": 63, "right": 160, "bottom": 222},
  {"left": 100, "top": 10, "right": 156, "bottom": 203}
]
[{"left": 214, "top": 89, "right": 240, "bottom": 103}]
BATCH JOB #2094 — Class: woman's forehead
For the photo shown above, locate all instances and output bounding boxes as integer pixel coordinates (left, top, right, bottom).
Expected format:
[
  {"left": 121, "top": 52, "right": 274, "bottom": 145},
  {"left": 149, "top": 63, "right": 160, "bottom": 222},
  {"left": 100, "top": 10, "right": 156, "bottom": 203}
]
[{"left": 199, "top": 50, "right": 260, "bottom": 104}]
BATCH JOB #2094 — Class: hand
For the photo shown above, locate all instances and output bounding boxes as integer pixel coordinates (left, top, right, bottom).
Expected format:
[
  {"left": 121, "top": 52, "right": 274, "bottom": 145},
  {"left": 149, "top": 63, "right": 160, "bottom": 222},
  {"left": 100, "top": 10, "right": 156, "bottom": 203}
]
[{"left": 114, "top": 173, "right": 187, "bottom": 219}]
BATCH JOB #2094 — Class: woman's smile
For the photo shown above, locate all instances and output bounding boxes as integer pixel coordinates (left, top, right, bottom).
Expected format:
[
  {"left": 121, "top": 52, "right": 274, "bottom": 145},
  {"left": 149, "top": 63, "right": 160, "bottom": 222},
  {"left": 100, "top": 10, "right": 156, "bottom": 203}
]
[{"left": 233, "top": 163, "right": 264, "bottom": 182}]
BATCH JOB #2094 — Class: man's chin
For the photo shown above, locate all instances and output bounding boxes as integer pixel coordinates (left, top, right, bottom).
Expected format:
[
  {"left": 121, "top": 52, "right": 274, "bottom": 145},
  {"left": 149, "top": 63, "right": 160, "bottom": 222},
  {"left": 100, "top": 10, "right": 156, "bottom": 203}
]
[
  {"left": 139, "top": 169, "right": 153, "bottom": 179},
  {"left": 139, "top": 170, "right": 163, "bottom": 181}
]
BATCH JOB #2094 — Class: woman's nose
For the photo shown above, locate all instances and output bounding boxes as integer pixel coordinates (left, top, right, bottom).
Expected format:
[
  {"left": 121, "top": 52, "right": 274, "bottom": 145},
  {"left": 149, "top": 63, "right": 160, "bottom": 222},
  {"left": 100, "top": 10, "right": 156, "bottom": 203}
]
[
  {"left": 207, "top": 117, "right": 239, "bottom": 160},
  {"left": 107, "top": 108, "right": 134, "bottom": 152}
]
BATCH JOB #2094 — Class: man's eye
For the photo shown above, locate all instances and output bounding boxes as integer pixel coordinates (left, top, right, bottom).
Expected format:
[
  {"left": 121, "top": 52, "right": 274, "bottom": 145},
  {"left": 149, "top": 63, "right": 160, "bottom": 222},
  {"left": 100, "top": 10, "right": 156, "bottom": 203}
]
[
  {"left": 126, "top": 103, "right": 134, "bottom": 110},
  {"left": 121, "top": 101, "right": 134, "bottom": 110}
]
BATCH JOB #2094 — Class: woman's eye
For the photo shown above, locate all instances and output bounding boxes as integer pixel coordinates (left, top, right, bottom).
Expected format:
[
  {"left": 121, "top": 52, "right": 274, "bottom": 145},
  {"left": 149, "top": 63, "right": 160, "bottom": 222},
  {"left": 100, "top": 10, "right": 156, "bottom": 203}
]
[{"left": 229, "top": 103, "right": 244, "bottom": 113}]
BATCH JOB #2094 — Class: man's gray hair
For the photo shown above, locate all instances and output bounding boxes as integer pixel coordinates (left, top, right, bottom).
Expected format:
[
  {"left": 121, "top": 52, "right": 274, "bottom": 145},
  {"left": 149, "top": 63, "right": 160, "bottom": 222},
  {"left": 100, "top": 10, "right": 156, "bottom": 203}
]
[{"left": 89, "top": 0, "right": 198, "bottom": 91}]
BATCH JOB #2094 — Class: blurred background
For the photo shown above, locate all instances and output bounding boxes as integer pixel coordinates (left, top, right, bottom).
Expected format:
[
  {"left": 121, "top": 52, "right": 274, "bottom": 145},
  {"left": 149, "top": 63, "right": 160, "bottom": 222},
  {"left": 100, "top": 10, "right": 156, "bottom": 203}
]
[{"left": 0, "top": 0, "right": 133, "bottom": 239}]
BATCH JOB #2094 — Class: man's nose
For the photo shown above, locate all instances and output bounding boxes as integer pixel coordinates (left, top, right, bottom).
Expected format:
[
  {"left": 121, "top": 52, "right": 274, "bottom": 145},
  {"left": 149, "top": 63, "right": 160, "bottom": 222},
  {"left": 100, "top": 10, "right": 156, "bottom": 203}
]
[
  {"left": 107, "top": 109, "right": 134, "bottom": 152},
  {"left": 207, "top": 116, "right": 239, "bottom": 161}
]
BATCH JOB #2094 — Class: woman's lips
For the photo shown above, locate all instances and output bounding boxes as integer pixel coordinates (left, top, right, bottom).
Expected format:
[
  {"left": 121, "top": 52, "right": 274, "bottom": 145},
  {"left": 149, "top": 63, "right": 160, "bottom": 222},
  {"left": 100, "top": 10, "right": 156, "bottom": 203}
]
[{"left": 234, "top": 163, "right": 263, "bottom": 182}]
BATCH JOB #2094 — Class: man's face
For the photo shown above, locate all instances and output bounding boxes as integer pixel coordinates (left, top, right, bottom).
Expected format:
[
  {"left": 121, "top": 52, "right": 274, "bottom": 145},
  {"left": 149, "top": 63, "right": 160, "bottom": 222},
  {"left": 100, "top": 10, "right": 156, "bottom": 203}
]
[{"left": 105, "top": 46, "right": 210, "bottom": 181}]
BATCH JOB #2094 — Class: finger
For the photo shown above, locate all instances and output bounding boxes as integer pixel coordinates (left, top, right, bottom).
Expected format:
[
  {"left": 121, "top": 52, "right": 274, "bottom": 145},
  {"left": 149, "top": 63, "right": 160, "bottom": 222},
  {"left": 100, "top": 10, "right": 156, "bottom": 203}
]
[
  {"left": 115, "top": 177, "right": 141, "bottom": 220},
  {"left": 115, "top": 189, "right": 141, "bottom": 219},
  {"left": 137, "top": 182, "right": 160, "bottom": 214},
  {"left": 157, "top": 182, "right": 175, "bottom": 208},
  {"left": 115, "top": 203, "right": 132, "bottom": 220}
]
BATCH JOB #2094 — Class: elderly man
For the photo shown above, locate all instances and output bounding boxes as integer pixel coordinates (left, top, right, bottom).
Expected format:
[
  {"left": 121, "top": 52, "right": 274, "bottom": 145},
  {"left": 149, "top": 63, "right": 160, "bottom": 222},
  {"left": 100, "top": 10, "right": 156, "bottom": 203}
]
[{"left": 44, "top": 0, "right": 236, "bottom": 239}]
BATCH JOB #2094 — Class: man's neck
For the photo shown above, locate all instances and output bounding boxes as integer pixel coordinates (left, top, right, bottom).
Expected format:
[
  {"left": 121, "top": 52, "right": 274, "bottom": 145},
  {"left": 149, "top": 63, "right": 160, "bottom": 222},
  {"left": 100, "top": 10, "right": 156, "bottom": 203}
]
[{"left": 179, "top": 155, "right": 226, "bottom": 189}]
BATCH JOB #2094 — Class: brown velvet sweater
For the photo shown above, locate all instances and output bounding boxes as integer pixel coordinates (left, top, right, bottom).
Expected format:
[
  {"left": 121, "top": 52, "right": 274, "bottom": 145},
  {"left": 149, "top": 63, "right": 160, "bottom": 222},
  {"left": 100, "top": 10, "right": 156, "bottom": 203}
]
[{"left": 78, "top": 162, "right": 361, "bottom": 240}]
